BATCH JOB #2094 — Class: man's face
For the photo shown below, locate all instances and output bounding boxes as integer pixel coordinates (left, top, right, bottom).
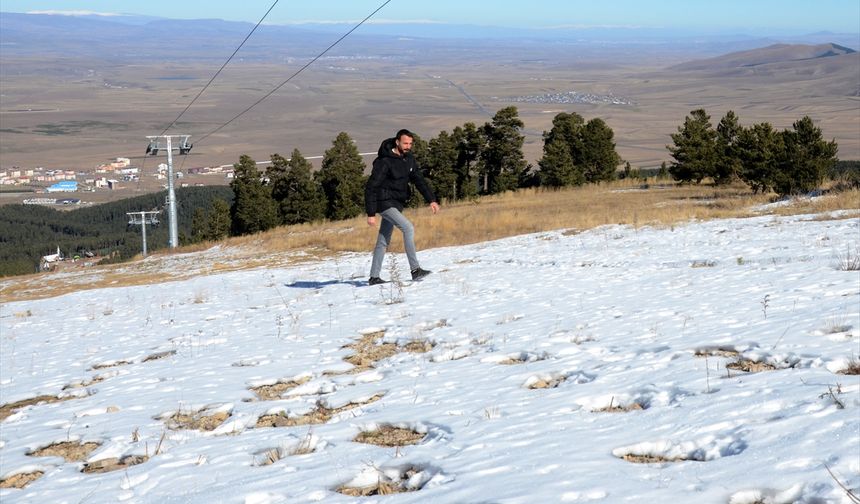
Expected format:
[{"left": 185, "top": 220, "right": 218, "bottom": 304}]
[{"left": 396, "top": 135, "right": 413, "bottom": 154}]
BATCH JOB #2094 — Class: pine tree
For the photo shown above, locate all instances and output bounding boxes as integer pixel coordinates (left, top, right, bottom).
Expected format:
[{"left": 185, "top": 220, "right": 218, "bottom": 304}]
[
  {"left": 772, "top": 116, "right": 838, "bottom": 196},
  {"left": 480, "top": 106, "right": 527, "bottom": 194},
  {"left": 229, "top": 154, "right": 279, "bottom": 235},
  {"left": 714, "top": 110, "right": 743, "bottom": 185},
  {"left": 206, "top": 198, "right": 231, "bottom": 241},
  {"left": 580, "top": 118, "right": 621, "bottom": 183},
  {"left": 668, "top": 109, "right": 718, "bottom": 183},
  {"left": 277, "top": 149, "right": 326, "bottom": 224},
  {"left": 737, "top": 122, "right": 780, "bottom": 194},
  {"left": 317, "top": 132, "right": 366, "bottom": 220},
  {"left": 424, "top": 130, "right": 459, "bottom": 201},
  {"left": 538, "top": 137, "right": 580, "bottom": 187},
  {"left": 190, "top": 207, "right": 207, "bottom": 243},
  {"left": 452, "top": 122, "right": 481, "bottom": 199}
]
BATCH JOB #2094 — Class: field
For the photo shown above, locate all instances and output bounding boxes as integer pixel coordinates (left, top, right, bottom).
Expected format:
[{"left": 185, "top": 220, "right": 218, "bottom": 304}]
[
  {"left": 2, "top": 33, "right": 858, "bottom": 205},
  {"left": 1, "top": 198, "right": 858, "bottom": 502}
]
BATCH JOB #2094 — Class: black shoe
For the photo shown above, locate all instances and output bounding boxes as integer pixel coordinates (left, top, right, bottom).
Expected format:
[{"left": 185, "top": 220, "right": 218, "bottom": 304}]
[
  {"left": 368, "top": 276, "right": 387, "bottom": 286},
  {"left": 411, "top": 268, "right": 431, "bottom": 281}
]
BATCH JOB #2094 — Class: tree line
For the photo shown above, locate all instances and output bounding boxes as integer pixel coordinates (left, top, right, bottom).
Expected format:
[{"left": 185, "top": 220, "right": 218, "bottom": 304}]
[
  {"left": 0, "top": 186, "right": 232, "bottom": 276},
  {"left": 225, "top": 106, "right": 624, "bottom": 236},
  {"left": 1, "top": 105, "right": 850, "bottom": 276},
  {"left": 667, "top": 109, "right": 840, "bottom": 196}
]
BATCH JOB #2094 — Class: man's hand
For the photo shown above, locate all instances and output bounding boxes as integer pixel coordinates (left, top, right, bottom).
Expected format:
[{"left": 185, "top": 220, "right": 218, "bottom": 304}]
[
  {"left": 430, "top": 202, "right": 440, "bottom": 214},
  {"left": 367, "top": 215, "right": 376, "bottom": 226}
]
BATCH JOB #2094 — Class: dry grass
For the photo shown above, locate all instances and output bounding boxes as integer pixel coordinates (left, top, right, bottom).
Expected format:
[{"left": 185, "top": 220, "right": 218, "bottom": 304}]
[
  {"left": 837, "top": 358, "right": 860, "bottom": 376},
  {"left": 330, "top": 330, "right": 399, "bottom": 374},
  {"left": 250, "top": 377, "right": 312, "bottom": 401},
  {"left": 255, "top": 393, "right": 385, "bottom": 428},
  {"left": 81, "top": 455, "right": 149, "bottom": 474},
  {"left": 726, "top": 358, "right": 777, "bottom": 373},
  {"left": 353, "top": 425, "right": 426, "bottom": 447},
  {"left": 165, "top": 411, "right": 230, "bottom": 431},
  {"left": 592, "top": 398, "right": 646, "bottom": 413},
  {"left": 3, "top": 182, "right": 857, "bottom": 304},
  {"left": 29, "top": 441, "right": 101, "bottom": 462},
  {"left": 62, "top": 375, "right": 105, "bottom": 390},
  {"left": 337, "top": 480, "right": 407, "bottom": 497},
  {"left": 621, "top": 454, "right": 692, "bottom": 464},
  {"left": 142, "top": 350, "right": 177, "bottom": 362},
  {"left": 400, "top": 339, "right": 435, "bottom": 353},
  {"left": 0, "top": 471, "right": 44, "bottom": 489},
  {"left": 335, "top": 466, "right": 423, "bottom": 496},
  {"left": 527, "top": 376, "right": 567, "bottom": 389},
  {"left": 693, "top": 347, "right": 741, "bottom": 358},
  {"left": 0, "top": 394, "right": 84, "bottom": 421},
  {"left": 91, "top": 360, "right": 132, "bottom": 370}
]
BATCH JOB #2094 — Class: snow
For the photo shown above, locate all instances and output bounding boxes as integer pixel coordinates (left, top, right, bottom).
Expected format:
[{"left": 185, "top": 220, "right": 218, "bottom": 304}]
[{"left": 1, "top": 212, "right": 859, "bottom": 503}]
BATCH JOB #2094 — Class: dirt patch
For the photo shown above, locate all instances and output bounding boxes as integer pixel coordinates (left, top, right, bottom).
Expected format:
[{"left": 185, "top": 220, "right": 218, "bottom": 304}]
[
  {"left": 250, "top": 377, "right": 312, "bottom": 401},
  {"left": 29, "top": 441, "right": 102, "bottom": 461},
  {"left": 0, "top": 471, "right": 44, "bottom": 489},
  {"left": 143, "top": 350, "right": 177, "bottom": 362},
  {"left": 256, "top": 394, "right": 384, "bottom": 428},
  {"left": 726, "top": 358, "right": 777, "bottom": 373},
  {"left": 0, "top": 394, "right": 85, "bottom": 421},
  {"left": 498, "top": 354, "right": 546, "bottom": 365},
  {"left": 165, "top": 411, "right": 230, "bottom": 431},
  {"left": 81, "top": 455, "right": 149, "bottom": 474},
  {"left": 354, "top": 425, "right": 425, "bottom": 447}
]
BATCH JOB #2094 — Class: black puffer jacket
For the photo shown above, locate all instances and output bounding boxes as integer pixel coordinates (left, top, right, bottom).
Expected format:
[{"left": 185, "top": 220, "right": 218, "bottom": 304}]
[{"left": 365, "top": 138, "right": 436, "bottom": 215}]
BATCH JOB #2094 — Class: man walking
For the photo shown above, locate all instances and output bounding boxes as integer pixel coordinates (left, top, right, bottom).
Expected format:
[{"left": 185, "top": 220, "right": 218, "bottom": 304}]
[{"left": 365, "top": 129, "right": 440, "bottom": 285}]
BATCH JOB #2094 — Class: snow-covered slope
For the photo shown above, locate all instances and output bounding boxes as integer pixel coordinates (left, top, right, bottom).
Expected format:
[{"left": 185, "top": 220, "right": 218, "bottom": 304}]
[{"left": 2, "top": 213, "right": 859, "bottom": 503}]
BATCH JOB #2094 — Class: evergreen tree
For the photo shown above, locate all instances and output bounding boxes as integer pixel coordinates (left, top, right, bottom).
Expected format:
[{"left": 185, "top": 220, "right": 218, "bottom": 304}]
[
  {"left": 737, "top": 122, "right": 780, "bottom": 194},
  {"left": 544, "top": 112, "right": 585, "bottom": 165},
  {"left": 714, "top": 110, "right": 743, "bottom": 185},
  {"left": 229, "top": 154, "right": 279, "bottom": 235},
  {"left": 277, "top": 149, "right": 326, "bottom": 224},
  {"left": 206, "top": 198, "right": 231, "bottom": 241},
  {"left": 658, "top": 161, "right": 669, "bottom": 179},
  {"left": 190, "top": 207, "right": 207, "bottom": 243},
  {"left": 316, "top": 132, "right": 366, "bottom": 220},
  {"left": 668, "top": 109, "right": 718, "bottom": 183},
  {"left": 480, "top": 106, "right": 528, "bottom": 194},
  {"left": 452, "top": 122, "right": 481, "bottom": 199},
  {"left": 538, "top": 137, "right": 580, "bottom": 187},
  {"left": 580, "top": 118, "right": 621, "bottom": 183},
  {"left": 425, "top": 130, "right": 459, "bottom": 201},
  {"left": 772, "top": 116, "right": 838, "bottom": 196}
]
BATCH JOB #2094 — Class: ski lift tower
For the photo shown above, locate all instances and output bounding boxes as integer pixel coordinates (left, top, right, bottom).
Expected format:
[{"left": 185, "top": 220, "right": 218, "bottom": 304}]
[
  {"left": 127, "top": 210, "right": 161, "bottom": 258},
  {"left": 145, "top": 135, "right": 192, "bottom": 248}
]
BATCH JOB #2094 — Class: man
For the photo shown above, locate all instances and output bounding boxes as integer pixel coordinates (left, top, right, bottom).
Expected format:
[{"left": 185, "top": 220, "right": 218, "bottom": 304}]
[{"left": 365, "top": 129, "right": 440, "bottom": 285}]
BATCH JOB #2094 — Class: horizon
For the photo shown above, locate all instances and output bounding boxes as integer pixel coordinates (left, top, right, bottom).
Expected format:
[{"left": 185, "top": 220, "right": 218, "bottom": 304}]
[{"left": 2, "top": 0, "right": 860, "bottom": 36}]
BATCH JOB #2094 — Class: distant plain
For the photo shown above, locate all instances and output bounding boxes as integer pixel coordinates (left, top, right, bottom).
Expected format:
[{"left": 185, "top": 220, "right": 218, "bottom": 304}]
[{"left": 1, "top": 14, "right": 858, "bottom": 204}]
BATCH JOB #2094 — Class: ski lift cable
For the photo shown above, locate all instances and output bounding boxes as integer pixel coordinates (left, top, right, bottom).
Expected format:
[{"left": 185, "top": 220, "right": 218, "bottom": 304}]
[
  {"left": 195, "top": 0, "right": 393, "bottom": 145},
  {"left": 160, "top": 0, "right": 281, "bottom": 136}
]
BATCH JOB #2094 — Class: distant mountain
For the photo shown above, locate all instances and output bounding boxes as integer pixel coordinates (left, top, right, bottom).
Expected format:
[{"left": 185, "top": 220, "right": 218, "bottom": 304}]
[{"left": 670, "top": 43, "right": 856, "bottom": 71}]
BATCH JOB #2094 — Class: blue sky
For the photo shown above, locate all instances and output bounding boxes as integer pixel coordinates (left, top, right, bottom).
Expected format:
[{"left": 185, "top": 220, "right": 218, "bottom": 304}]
[{"left": 2, "top": 0, "right": 859, "bottom": 33}]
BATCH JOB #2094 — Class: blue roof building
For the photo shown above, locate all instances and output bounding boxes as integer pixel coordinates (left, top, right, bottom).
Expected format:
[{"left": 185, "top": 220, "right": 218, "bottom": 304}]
[{"left": 46, "top": 180, "right": 78, "bottom": 192}]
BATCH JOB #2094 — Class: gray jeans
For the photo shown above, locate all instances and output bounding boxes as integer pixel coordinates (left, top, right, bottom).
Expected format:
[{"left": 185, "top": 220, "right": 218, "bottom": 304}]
[{"left": 370, "top": 207, "right": 420, "bottom": 277}]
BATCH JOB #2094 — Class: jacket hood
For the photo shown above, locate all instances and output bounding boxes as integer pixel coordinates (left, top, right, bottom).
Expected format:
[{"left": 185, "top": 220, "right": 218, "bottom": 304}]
[{"left": 377, "top": 137, "right": 408, "bottom": 159}]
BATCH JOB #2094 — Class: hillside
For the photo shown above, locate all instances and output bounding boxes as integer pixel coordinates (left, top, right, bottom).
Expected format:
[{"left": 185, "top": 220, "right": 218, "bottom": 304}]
[
  {"left": 1, "top": 211, "right": 858, "bottom": 502},
  {"left": 670, "top": 43, "right": 856, "bottom": 71}
]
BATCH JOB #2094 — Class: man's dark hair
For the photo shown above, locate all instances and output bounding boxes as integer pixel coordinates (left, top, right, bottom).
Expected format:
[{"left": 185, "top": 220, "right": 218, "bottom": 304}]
[{"left": 395, "top": 129, "right": 414, "bottom": 141}]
